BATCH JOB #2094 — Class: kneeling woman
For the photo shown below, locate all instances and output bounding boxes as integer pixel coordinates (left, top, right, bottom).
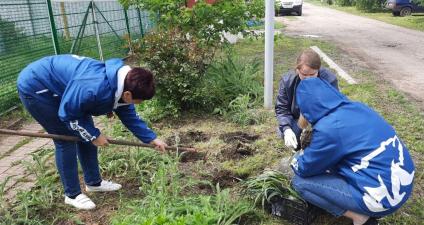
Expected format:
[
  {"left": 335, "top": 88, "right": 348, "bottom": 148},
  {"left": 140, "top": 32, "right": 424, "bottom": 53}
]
[{"left": 290, "top": 78, "right": 415, "bottom": 225}]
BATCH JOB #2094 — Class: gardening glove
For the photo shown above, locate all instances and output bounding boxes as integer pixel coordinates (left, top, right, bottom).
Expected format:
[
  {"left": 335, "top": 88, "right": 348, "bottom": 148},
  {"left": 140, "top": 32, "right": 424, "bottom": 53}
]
[
  {"left": 150, "top": 138, "right": 168, "bottom": 152},
  {"left": 283, "top": 129, "right": 298, "bottom": 149}
]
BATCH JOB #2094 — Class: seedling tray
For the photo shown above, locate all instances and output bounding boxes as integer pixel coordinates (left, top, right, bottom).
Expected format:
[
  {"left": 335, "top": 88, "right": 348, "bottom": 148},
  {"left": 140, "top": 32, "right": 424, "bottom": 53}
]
[{"left": 265, "top": 195, "right": 320, "bottom": 225}]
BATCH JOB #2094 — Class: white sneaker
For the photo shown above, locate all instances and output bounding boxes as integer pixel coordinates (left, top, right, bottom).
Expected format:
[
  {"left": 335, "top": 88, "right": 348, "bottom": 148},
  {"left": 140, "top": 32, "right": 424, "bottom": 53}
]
[
  {"left": 64, "top": 193, "right": 96, "bottom": 210},
  {"left": 86, "top": 180, "right": 122, "bottom": 192}
]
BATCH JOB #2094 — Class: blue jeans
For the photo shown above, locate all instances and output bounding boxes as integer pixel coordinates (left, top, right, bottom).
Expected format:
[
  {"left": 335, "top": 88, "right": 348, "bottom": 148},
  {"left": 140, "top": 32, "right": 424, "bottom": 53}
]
[
  {"left": 292, "top": 173, "right": 368, "bottom": 217},
  {"left": 18, "top": 91, "right": 102, "bottom": 197}
]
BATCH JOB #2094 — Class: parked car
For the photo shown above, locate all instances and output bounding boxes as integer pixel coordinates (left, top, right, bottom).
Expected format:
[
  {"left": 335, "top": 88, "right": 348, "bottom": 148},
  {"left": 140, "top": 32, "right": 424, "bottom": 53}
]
[
  {"left": 385, "top": 0, "right": 424, "bottom": 16},
  {"left": 275, "top": 0, "right": 303, "bottom": 16}
]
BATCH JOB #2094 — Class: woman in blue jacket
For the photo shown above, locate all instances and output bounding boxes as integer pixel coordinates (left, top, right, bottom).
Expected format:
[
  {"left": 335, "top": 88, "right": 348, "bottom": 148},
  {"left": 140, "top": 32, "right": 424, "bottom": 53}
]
[
  {"left": 17, "top": 55, "right": 167, "bottom": 210},
  {"left": 290, "top": 78, "right": 415, "bottom": 225}
]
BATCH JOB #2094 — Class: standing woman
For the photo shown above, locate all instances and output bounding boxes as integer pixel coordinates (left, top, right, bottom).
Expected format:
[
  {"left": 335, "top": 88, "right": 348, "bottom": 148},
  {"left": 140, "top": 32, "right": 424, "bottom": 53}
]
[
  {"left": 17, "top": 54, "right": 167, "bottom": 210},
  {"left": 291, "top": 78, "right": 415, "bottom": 225},
  {"left": 275, "top": 49, "right": 338, "bottom": 150}
]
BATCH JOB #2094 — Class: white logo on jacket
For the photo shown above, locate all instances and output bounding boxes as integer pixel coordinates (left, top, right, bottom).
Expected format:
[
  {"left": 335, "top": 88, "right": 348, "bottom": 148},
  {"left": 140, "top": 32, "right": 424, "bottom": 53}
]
[{"left": 351, "top": 135, "right": 414, "bottom": 212}]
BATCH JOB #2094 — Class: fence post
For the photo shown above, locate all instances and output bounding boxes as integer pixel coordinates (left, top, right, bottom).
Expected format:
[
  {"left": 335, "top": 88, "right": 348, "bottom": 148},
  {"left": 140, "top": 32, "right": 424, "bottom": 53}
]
[
  {"left": 59, "top": 2, "right": 71, "bottom": 40},
  {"left": 91, "top": 1, "right": 103, "bottom": 61},
  {"left": 46, "top": 0, "right": 60, "bottom": 54},
  {"left": 26, "top": 0, "right": 36, "bottom": 36},
  {"left": 123, "top": 9, "right": 131, "bottom": 39},
  {"left": 137, "top": 9, "right": 144, "bottom": 37}
]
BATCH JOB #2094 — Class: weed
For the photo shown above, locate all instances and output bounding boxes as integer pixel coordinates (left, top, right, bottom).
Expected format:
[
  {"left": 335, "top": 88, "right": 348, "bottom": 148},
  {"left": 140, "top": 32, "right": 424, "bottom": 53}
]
[
  {"left": 245, "top": 170, "right": 301, "bottom": 209},
  {"left": 0, "top": 137, "right": 32, "bottom": 160},
  {"left": 110, "top": 156, "right": 254, "bottom": 225},
  {"left": 225, "top": 94, "right": 267, "bottom": 126},
  {"left": 0, "top": 176, "right": 14, "bottom": 224},
  {"left": 206, "top": 52, "right": 263, "bottom": 110},
  {"left": 99, "top": 146, "right": 167, "bottom": 181}
]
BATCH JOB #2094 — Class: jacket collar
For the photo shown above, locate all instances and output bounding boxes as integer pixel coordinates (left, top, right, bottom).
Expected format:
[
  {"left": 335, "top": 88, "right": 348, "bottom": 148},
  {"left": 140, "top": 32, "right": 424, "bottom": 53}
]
[{"left": 114, "top": 65, "right": 131, "bottom": 109}]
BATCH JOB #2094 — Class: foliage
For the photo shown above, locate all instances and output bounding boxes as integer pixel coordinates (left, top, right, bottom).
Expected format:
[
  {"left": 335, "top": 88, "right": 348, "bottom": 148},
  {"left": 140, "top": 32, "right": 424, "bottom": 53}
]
[
  {"left": 0, "top": 149, "right": 62, "bottom": 224},
  {"left": 136, "top": 98, "right": 177, "bottom": 123},
  {"left": 354, "top": 0, "right": 385, "bottom": 11},
  {"left": 334, "top": 0, "right": 354, "bottom": 6},
  {"left": 203, "top": 52, "right": 263, "bottom": 111},
  {"left": 225, "top": 94, "right": 266, "bottom": 126},
  {"left": 122, "top": 0, "right": 264, "bottom": 114},
  {"left": 244, "top": 170, "right": 302, "bottom": 208},
  {"left": 121, "top": 0, "right": 264, "bottom": 41},
  {"left": 137, "top": 28, "right": 214, "bottom": 111},
  {"left": 99, "top": 146, "right": 168, "bottom": 180},
  {"left": 111, "top": 157, "right": 254, "bottom": 225}
]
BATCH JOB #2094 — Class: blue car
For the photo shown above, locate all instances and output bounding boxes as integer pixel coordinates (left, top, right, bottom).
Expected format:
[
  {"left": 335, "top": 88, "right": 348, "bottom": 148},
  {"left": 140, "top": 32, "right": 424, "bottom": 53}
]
[{"left": 385, "top": 0, "right": 424, "bottom": 16}]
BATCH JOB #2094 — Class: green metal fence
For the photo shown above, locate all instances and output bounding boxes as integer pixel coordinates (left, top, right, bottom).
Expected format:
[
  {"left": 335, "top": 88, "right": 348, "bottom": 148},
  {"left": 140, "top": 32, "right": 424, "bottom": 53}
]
[{"left": 0, "top": 0, "right": 154, "bottom": 114}]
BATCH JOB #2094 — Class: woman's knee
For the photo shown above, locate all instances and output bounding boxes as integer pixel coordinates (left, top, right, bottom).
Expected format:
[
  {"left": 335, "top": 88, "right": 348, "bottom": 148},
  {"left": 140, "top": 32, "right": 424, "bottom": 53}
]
[{"left": 291, "top": 174, "right": 309, "bottom": 194}]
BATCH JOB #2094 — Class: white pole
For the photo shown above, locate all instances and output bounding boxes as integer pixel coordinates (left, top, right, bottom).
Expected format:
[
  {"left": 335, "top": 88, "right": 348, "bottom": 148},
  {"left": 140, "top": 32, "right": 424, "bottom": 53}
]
[{"left": 264, "top": 0, "right": 274, "bottom": 109}]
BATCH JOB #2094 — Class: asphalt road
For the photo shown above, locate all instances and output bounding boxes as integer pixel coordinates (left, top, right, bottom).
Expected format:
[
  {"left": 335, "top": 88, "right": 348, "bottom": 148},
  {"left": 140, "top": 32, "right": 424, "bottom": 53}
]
[{"left": 277, "top": 2, "right": 424, "bottom": 105}]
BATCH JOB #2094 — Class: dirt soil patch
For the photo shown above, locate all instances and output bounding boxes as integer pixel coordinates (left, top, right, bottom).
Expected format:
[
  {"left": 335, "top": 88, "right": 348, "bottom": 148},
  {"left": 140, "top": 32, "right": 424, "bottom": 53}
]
[
  {"left": 221, "top": 142, "right": 256, "bottom": 160},
  {"left": 166, "top": 130, "right": 210, "bottom": 146},
  {"left": 219, "top": 132, "right": 259, "bottom": 144},
  {"left": 219, "top": 132, "right": 259, "bottom": 160},
  {"left": 210, "top": 169, "right": 247, "bottom": 188},
  {"left": 179, "top": 150, "right": 207, "bottom": 163}
]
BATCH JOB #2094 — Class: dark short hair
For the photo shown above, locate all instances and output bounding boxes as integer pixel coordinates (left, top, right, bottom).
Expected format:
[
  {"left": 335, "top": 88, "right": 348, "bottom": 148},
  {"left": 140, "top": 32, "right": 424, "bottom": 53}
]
[
  {"left": 296, "top": 49, "right": 321, "bottom": 70},
  {"left": 124, "top": 67, "right": 155, "bottom": 100}
]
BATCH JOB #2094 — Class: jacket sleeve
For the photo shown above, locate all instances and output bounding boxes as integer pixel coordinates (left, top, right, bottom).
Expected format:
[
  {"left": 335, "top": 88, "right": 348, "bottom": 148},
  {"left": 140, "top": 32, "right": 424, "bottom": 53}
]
[
  {"left": 58, "top": 81, "right": 100, "bottom": 142},
  {"left": 290, "top": 128, "right": 344, "bottom": 177},
  {"left": 275, "top": 77, "right": 295, "bottom": 132},
  {"left": 114, "top": 104, "right": 157, "bottom": 143},
  {"left": 321, "top": 68, "right": 339, "bottom": 91}
]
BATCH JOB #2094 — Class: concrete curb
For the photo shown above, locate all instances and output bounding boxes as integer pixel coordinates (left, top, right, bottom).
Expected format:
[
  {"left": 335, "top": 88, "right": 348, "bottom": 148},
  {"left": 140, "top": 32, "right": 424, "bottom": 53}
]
[{"left": 310, "top": 46, "right": 357, "bottom": 84}]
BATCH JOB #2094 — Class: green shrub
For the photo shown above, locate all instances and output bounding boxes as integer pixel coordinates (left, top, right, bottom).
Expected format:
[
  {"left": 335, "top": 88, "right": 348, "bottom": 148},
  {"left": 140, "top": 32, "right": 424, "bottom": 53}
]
[
  {"left": 203, "top": 53, "right": 263, "bottom": 111},
  {"left": 136, "top": 98, "right": 178, "bottom": 122},
  {"left": 355, "top": 0, "right": 385, "bottom": 12},
  {"left": 125, "top": 0, "right": 264, "bottom": 115},
  {"left": 225, "top": 94, "right": 266, "bottom": 126},
  {"left": 335, "top": 0, "right": 354, "bottom": 6},
  {"left": 137, "top": 29, "right": 213, "bottom": 112}
]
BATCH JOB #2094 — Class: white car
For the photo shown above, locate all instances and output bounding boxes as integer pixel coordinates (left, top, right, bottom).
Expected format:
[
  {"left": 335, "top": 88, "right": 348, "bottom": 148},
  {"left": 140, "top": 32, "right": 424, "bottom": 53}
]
[{"left": 276, "top": 0, "right": 303, "bottom": 16}]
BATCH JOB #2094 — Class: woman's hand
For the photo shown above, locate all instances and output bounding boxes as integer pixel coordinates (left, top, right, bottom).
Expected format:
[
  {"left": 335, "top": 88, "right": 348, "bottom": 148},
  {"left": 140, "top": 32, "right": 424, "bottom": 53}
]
[
  {"left": 92, "top": 134, "right": 109, "bottom": 147},
  {"left": 150, "top": 138, "right": 168, "bottom": 152}
]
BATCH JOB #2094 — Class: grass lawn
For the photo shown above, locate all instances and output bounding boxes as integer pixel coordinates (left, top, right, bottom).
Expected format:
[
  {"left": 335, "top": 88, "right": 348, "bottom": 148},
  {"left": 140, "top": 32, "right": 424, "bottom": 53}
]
[
  {"left": 306, "top": 0, "right": 424, "bottom": 31},
  {"left": 247, "top": 19, "right": 286, "bottom": 30},
  {"left": 1, "top": 33, "right": 423, "bottom": 225}
]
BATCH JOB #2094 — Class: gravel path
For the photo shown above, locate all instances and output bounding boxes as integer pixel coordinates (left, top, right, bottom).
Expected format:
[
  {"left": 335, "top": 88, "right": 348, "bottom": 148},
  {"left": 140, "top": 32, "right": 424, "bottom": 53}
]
[{"left": 277, "top": 2, "right": 424, "bottom": 105}]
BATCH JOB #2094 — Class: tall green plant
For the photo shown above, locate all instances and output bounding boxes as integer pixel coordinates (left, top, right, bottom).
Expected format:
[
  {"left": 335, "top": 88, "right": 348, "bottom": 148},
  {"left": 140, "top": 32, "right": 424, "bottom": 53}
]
[
  {"left": 122, "top": 0, "right": 264, "bottom": 114},
  {"left": 225, "top": 94, "right": 266, "bottom": 126},
  {"left": 204, "top": 53, "right": 263, "bottom": 110},
  {"left": 245, "top": 170, "right": 302, "bottom": 208}
]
